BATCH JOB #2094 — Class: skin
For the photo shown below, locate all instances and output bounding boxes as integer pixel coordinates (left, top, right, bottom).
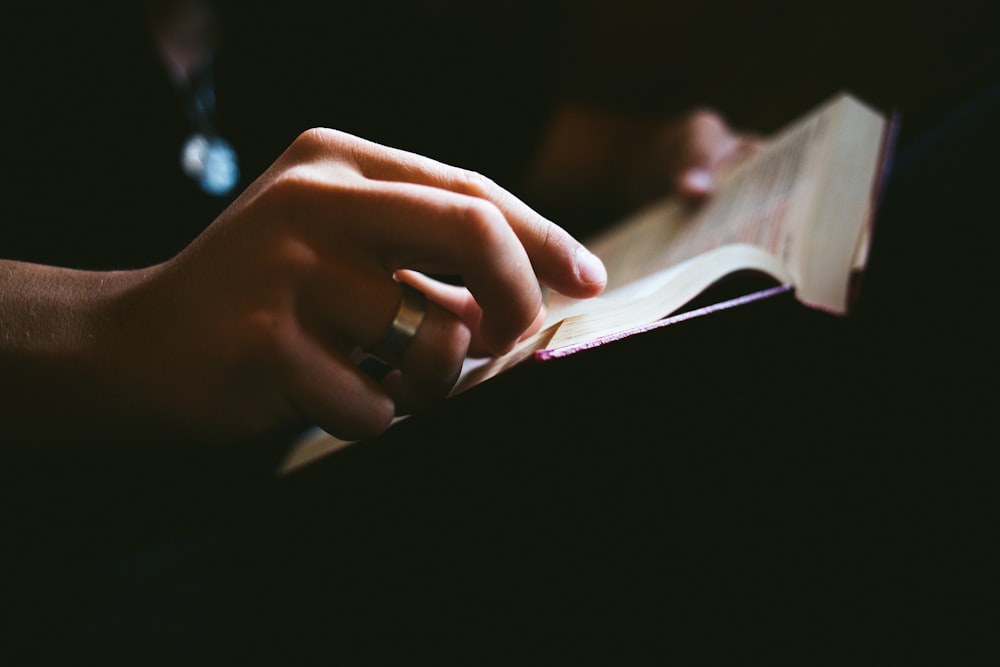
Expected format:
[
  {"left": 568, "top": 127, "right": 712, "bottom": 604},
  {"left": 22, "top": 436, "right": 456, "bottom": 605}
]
[
  {"left": 1, "top": 129, "right": 607, "bottom": 447},
  {"left": 527, "top": 101, "right": 760, "bottom": 212},
  {"left": 0, "top": 114, "right": 755, "bottom": 449},
  {"left": 2, "top": 0, "right": 758, "bottom": 449}
]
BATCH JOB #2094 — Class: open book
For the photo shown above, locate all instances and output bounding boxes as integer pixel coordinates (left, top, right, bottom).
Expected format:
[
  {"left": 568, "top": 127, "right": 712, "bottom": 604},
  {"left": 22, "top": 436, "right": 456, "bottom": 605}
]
[
  {"left": 281, "top": 91, "right": 891, "bottom": 473},
  {"left": 455, "top": 91, "right": 892, "bottom": 394}
]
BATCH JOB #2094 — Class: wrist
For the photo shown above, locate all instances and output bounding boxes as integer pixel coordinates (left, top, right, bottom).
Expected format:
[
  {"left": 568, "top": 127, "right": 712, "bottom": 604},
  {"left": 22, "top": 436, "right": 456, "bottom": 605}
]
[{"left": 0, "top": 260, "right": 152, "bottom": 444}]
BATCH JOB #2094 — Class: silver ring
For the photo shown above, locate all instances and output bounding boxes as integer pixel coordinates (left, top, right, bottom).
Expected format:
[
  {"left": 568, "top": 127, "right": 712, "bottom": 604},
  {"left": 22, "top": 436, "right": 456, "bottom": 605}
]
[{"left": 370, "top": 283, "right": 426, "bottom": 365}]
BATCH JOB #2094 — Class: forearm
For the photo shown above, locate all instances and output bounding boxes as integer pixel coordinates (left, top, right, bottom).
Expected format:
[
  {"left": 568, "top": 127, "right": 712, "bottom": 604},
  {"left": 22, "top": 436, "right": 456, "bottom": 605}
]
[
  {"left": 1, "top": 128, "right": 609, "bottom": 449},
  {"left": 0, "top": 260, "right": 142, "bottom": 445}
]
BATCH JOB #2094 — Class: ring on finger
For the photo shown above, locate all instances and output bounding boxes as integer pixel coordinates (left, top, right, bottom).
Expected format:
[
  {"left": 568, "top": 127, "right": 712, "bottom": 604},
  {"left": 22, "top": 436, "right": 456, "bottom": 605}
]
[{"left": 369, "top": 283, "right": 427, "bottom": 366}]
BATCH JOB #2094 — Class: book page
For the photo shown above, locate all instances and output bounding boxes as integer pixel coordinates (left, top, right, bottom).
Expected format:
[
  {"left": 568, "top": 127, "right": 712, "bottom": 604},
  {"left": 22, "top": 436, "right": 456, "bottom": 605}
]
[
  {"left": 543, "top": 102, "right": 830, "bottom": 324},
  {"left": 790, "top": 95, "right": 886, "bottom": 312},
  {"left": 454, "top": 244, "right": 790, "bottom": 393},
  {"left": 456, "top": 92, "right": 886, "bottom": 394},
  {"left": 546, "top": 244, "right": 789, "bottom": 348},
  {"left": 645, "top": 109, "right": 827, "bottom": 269},
  {"left": 549, "top": 92, "right": 885, "bottom": 319}
]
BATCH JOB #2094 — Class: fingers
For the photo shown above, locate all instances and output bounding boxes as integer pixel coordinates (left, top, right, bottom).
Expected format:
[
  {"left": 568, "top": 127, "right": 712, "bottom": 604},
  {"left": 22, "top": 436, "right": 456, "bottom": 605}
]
[
  {"left": 395, "top": 270, "right": 487, "bottom": 354},
  {"left": 257, "top": 128, "right": 612, "bottom": 437},
  {"left": 288, "top": 273, "right": 470, "bottom": 436},
  {"left": 283, "top": 328, "right": 396, "bottom": 441},
  {"left": 662, "top": 109, "right": 762, "bottom": 201},
  {"left": 348, "top": 180, "right": 537, "bottom": 353},
  {"left": 310, "top": 129, "right": 607, "bottom": 300},
  {"left": 303, "top": 278, "right": 470, "bottom": 426},
  {"left": 377, "top": 288, "right": 470, "bottom": 415},
  {"left": 294, "top": 176, "right": 570, "bottom": 354},
  {"left": 396, "top": 269, "right": 547, "bottom": 358}
]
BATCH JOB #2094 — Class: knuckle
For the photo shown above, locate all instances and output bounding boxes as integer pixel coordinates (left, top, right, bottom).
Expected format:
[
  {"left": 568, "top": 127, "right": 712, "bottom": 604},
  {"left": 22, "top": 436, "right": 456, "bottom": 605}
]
[
  {"left": 452, "top": 168, "right": 496, "bottom": 200},
  {"left": 283, "top": 128, "right": 325, "bottom": 162},
  {"left": 266, "top": 237, "right": 322, "bottom": 276},
  {"left": 453, "top": 198, "right": 506, "bottom": 245},
  {"left": 285, "top": 127, "right": 359, "bottom": 165},
  {"left": 261, "top": 165, "right": 320, "bottom": 208},
  {"left": 294, "top": 126, "right": 341, "bottom": 151},
  {"left": 265, "top": 163, "right": 358, "bottom": 208}
]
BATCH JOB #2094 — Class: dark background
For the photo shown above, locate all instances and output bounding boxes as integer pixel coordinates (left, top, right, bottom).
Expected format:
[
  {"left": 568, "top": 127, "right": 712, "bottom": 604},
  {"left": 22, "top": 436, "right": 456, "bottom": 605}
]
[
  {"left": 2, "top": 3, "right": 997, "bottom": 662},
  {"left": 226, "top": 0, "right": 999, "bottom": 172},
  {"left": 559, "top": 0, "right": 997, "bottom": 145},
  {"left": 3, "top": 0, "right": 995, "bottom": 268}
]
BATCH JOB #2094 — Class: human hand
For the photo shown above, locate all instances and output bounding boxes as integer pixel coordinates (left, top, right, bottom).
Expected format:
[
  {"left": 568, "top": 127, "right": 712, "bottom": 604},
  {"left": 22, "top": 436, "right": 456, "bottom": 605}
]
[
  {"left": 526, "top": 103, "right": 761, "bottom": 220},
  {"left": 632, "top": 109, "right": 762, "bottom": 205},
  {"left": 107, "top": 129, "right": 606, "bottom": 443}
]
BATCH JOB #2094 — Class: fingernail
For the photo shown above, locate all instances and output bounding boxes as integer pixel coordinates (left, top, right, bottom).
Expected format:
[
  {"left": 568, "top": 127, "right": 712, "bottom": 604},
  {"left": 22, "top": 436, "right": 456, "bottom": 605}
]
[
  {"left": 576, "top": 246, "right": 607, "bottom": 286},
  {"left": 683, "top": 168, "right": 713, "bottom": 192}
]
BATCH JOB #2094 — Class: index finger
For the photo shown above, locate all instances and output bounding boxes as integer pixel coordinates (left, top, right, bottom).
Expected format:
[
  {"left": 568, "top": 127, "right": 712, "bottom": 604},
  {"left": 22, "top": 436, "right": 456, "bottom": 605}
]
[
  {"left": 336, "top": 131, "right": 608, "bottom": 298},
  {"left": 320, "top": 179, "right": 551, "bottom": 354}
]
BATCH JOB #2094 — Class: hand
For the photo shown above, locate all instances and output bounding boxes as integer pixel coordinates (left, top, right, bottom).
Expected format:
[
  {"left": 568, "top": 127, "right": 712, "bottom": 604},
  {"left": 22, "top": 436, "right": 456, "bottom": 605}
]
[
  {"left": 10, "top": 129, "right": 606, "bottom": 445},
  {"left": 525, "top": 103, "right": 760, "bottom": 218},
  {"left": 636, "top": 109, "right": 762, "bottom": 204}
]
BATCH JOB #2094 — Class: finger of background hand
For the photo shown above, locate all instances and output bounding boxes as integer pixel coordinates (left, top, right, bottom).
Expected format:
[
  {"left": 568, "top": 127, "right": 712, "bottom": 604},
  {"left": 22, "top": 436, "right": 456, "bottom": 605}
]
[
  {"left": 677, "top": 133, "right": 764, "bottom": 200},
  {"left": 337, "top": 135, "right": 606, "bottom": 299},
  {"left": 685, "top": 111, "right": 743, "bottom": 165},
  {"left": 669, "top": 109, "right": 743, "bottom": 199},
  {"left": 678, "top": 167, "right": 716, "bottom": 199}
]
